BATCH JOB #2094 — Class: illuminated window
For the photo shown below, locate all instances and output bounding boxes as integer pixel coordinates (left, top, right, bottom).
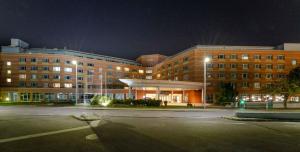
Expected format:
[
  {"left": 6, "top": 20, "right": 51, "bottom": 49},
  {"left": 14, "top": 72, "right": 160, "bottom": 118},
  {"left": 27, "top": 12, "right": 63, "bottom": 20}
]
[
  {"left": 292, "top": 60, "right": 297, "bottom": 66},
  {"left": 53, "top": 67, "right": 61, "bottom": 72},
  {"left": 53, "top": 83, "right": 61, "bottom": 88},
  {"left": 157, "top": 74, "right": 161, "bottom": 78},
  {"left": 138, "top": 70, "right": 144, "bottom": 74},
  {"left": 124, "top": 67, "right": 129, "bottom": 72},
  {"left": 7, "top": 61, "right": 11, "bottom": 66},
  {"left": 146, "top": 69, "right": 153, "bottom": 73},
  {"left": 64, "top": 67, "right": 72, "bottom": 72},
  {"left": 19, "top": 74, "right": 26, "bottom": 79},
  {"left": 64, "top": 83, "right": 72, "bottom": 88},
  {"left": 116, "top": 66, "right": 121, "bottom": 71},
  {"left": 242, "top": 54, "right": 248, "bottom": 60},
  {"left": 7, "top": 70, "right": 11, "bottom": 74},
  {"left": 31, "top": 74, "right": 37, "bottom": 79},
  {"left": 6, "top": 78, "right": 12, "bottom": 83},
  {"left": 146, "top": 76, "right": 152, "bottom": 79},
  {"left": 254, "top": 82, "right": 260, "bottom": 89}
]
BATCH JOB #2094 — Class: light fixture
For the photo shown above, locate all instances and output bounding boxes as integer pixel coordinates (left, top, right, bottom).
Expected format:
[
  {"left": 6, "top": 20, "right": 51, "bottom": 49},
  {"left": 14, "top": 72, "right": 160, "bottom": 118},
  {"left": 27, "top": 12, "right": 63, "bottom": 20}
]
[{"left": 72, "top": 60, "right": 77, "bottom": 65}]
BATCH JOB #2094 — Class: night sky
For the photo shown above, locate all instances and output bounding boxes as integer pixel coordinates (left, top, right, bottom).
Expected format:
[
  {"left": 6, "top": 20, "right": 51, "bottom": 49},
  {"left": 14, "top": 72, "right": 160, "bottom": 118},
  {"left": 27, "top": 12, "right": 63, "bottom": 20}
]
[{"left": 1, "top": 0, "right": 300, "bottom": 59}]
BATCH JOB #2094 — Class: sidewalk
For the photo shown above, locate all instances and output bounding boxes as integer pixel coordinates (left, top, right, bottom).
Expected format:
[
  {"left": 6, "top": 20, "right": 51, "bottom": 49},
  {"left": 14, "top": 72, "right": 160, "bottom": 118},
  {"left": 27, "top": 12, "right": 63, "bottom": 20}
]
[
  {"left": 64, "top": 104, "right": 234, "bottom": 111},
  {"left": 225, "top": 110, "right": 300, "bottom": 121}
]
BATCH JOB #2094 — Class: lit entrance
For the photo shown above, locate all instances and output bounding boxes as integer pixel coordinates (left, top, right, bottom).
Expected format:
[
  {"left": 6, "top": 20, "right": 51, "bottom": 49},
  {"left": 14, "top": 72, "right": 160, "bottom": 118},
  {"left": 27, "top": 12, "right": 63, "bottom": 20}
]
[{"left": 119, "top": 79, "right": 204, "bottom": 106}]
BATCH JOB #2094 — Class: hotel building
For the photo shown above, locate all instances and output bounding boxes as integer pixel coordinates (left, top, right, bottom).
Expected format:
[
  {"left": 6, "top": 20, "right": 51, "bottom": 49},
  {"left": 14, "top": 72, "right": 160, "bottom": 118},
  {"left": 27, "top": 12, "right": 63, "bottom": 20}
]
[{"left": 1, "top": 39, "right": 300, "bottom": 104}]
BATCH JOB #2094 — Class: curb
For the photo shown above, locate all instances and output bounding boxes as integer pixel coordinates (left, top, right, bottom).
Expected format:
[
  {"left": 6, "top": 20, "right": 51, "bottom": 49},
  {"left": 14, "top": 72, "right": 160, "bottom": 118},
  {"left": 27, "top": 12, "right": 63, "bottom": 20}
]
[
  {"left": 223, "top": 116, "right": 279, "bottom": 122},
  {"left": 222, "top": 116, "right": 300, "bottom": 122}
]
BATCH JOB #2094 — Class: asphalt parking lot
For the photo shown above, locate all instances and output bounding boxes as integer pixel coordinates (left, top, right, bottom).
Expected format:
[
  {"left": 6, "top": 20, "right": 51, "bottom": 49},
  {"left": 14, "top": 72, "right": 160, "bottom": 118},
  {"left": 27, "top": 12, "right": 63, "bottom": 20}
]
[{"left": 0, "top": 106, "right": 300, "bottom": 152}]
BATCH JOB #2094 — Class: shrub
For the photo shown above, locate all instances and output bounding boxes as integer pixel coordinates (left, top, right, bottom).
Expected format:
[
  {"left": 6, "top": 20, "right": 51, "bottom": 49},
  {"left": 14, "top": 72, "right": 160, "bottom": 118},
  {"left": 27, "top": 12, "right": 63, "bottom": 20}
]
[
  {"left": 109, "top": 98, "right": 162, "bottom": 107},
  {"left": 90, "top": 95, "right": 112, "bottom": 106}
]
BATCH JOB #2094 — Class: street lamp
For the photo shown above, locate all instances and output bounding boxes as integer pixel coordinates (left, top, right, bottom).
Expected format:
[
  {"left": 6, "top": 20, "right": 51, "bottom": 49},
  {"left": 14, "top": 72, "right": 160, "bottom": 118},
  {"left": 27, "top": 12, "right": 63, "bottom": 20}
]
[
  {"left": 72, "top": 60, "right": 78, "bottom": 105},
  {"left": 203, "top": 57, "right": 210, "bottom": 109}
]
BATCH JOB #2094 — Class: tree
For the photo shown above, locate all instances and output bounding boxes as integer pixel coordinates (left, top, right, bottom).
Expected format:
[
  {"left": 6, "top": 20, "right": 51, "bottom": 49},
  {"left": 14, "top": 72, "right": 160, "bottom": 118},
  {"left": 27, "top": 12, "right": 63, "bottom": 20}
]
[
  {"left": 262, "top": 67, "right": 300, "bottom": 108},
  {"left": 216, "top": 82, "right": 238, "bottom": 104}
]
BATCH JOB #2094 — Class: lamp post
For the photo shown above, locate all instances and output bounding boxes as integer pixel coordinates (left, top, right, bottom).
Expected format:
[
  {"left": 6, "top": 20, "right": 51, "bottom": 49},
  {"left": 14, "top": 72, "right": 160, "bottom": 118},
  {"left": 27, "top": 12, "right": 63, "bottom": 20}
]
[
  {"left": 72, "top": 60, "right": 78, "bottom": 105},
  {"left": 203, "top": 57, "right": 210, "bottom": 109}
]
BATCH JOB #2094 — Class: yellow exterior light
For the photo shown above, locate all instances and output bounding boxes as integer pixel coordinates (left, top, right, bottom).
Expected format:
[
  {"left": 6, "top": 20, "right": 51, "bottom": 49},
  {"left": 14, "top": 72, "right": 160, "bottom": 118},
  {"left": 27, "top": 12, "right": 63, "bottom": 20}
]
[
  {"left": 72, "top": 60, "right": 77, "bottom": 65},
  {"left": 116, "top": 66, "right": 121, "bottom": 71}
]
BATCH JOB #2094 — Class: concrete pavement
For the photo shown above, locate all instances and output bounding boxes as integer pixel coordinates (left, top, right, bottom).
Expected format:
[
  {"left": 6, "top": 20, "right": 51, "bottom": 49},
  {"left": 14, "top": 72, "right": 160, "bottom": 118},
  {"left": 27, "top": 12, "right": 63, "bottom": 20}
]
[{"left": 1, "top": 106, "right": 300, "bottom": 152}]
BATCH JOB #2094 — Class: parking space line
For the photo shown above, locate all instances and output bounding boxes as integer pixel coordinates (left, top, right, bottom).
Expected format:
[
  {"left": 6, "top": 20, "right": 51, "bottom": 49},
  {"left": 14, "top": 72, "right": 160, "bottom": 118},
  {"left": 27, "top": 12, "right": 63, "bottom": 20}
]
[{"left": 0, "top": 125, "right": 90, "bottom": 144}]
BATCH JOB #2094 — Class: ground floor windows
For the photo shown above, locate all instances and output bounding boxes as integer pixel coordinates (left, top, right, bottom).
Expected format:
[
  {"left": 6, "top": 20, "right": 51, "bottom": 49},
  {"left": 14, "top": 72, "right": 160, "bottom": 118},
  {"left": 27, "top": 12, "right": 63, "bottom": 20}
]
[
  {"left": 32, "top": 93, "right": 43, "bottom": 101},
  {"left": 20, "top": 93, "right": 30, "bottom": 101}
]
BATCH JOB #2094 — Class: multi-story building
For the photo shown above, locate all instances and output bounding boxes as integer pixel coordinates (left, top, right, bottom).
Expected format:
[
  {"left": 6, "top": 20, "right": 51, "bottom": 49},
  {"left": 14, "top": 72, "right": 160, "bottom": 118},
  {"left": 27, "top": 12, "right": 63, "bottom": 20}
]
[
  {"left": 153, "top": 44, "right": 300, "bottom": 103},
  {"left": 0, "top": 39, "right": 146, "bottom": 102},
  {"left": 1, "top": 38, "right": 300, "bottom": 104}
]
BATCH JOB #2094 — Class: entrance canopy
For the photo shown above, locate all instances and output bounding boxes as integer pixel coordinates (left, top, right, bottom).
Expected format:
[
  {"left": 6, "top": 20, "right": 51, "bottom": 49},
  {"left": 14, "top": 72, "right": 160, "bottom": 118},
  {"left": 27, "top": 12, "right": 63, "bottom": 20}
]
[{"left": 119, "top": 79, "right": 204, "bottom": 90}]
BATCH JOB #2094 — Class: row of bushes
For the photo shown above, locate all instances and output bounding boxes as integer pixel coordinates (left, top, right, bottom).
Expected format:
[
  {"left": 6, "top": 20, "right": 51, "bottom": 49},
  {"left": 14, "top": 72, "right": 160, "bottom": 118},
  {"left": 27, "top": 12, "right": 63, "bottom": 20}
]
[
  {"left": 111, "top": 99, "right": 162, "bottom": 107},
  {"left": 0, "top": 101, "right": 75, "bottom": 106}
]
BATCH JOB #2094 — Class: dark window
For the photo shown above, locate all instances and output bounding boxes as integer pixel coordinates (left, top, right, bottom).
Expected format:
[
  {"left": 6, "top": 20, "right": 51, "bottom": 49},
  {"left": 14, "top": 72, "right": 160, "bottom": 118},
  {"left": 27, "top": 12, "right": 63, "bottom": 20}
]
[
  {"left": 19, "top": 66, "right": 26, "bottom": 70},
  {"left": 19, "top": 58, "right": 26, "bottom": 62},
  {"left": 53, "top": 58, "right": 60, "bottom": 63},
  {"left": 43, "top": 74, "right": 49, "bottom": 79},
  {"left": 65, "top": 75, "right": 72, "bottom": 80},
  {"left": 43, "top": 66, "right": 49, "bottom": 71},
  {"left": 42, "top": 58, "right": 49, "bottom": 63},
  {"left": 31, "top": 66, "right": 38, "bottom": 70},
  {"left": 31, "top": 58, "right": 37, "bottom": 62},
  {"left": 87, "top": 63, "right": 94, "bottom": 67}
]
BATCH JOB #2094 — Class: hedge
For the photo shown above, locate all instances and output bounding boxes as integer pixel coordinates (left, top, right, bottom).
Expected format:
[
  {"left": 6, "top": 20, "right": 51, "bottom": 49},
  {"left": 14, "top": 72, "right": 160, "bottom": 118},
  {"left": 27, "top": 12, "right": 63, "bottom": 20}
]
[{"left": 110, "top": 99, "right": 162, "bottom": 107}]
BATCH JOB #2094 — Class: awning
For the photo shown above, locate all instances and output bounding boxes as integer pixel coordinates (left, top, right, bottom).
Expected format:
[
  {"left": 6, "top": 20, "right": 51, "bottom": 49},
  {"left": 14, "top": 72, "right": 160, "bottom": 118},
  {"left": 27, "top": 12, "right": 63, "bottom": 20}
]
[{"left": 119, "top": 79, "right": 204, "bottom": 90}]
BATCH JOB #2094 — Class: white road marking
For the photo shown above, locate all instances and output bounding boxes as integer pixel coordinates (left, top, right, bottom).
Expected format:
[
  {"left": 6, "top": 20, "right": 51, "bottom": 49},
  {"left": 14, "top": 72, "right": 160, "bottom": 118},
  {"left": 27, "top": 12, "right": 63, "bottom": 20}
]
[
  {"left": 85, "top": 134, "right": 98, "bottom": 140},
  {"left": 90, "top": 120, "right": 101, "bottom": 128},
  {"left": 0, "top": 125, "right": 90, "bottom": 144}
]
